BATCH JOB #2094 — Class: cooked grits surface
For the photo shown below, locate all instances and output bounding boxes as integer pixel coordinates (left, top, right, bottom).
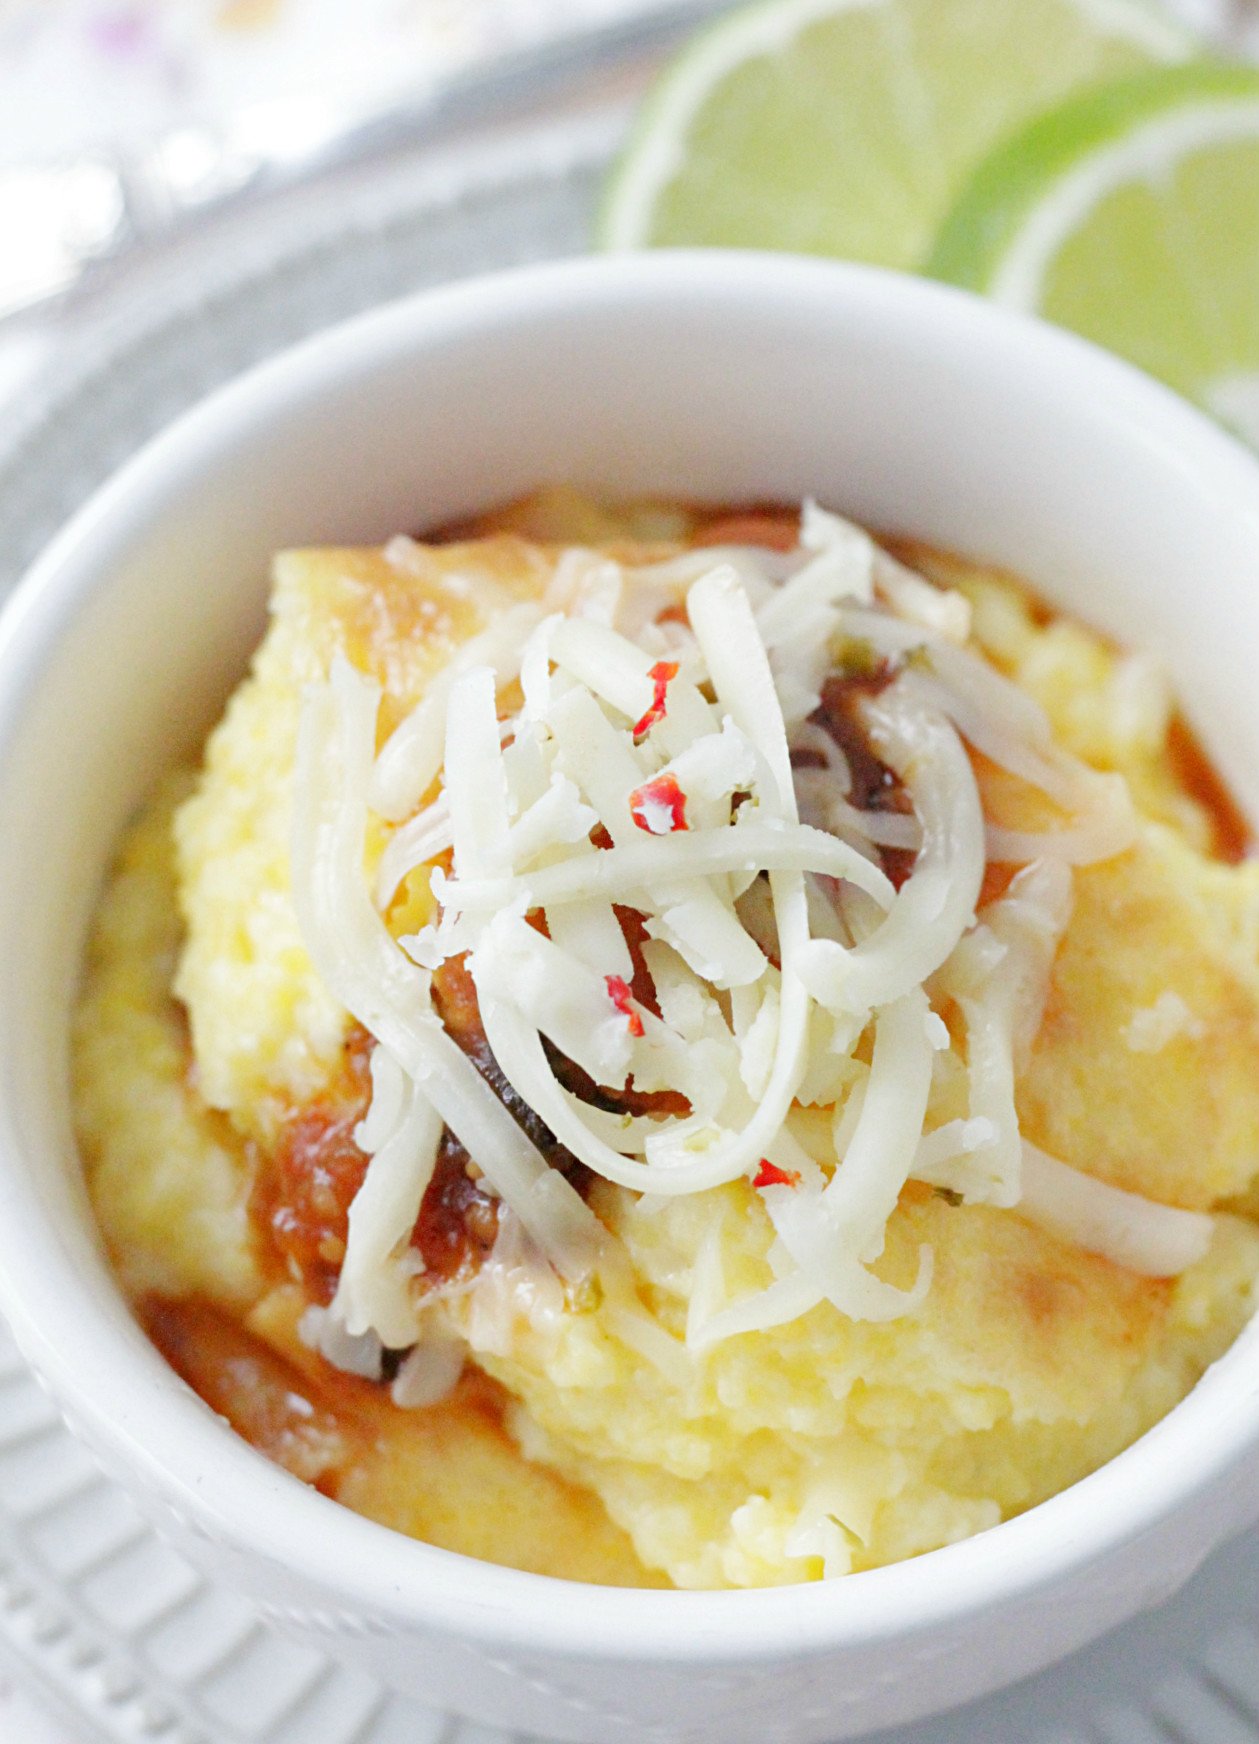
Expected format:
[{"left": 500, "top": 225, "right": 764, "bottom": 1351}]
[
  {"left": 75, "top": 504, "right": 1259, "bottom": 1589},
  {"left": 475, "top": 1184, "right": 1259, "bottom": 1583},
  {"left": 74, "top": 777, "right": 262, "bottom": 1309},
  {"left": 173, "top": 538, "right": 556, "bottom": 1141},
  {"left": 78, "top": 793, "right": 656, "bottom": 1585}
]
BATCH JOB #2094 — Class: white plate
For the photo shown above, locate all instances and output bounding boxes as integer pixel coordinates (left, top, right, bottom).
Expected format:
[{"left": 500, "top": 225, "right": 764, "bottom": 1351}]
[{"left": 2, "top": 100, "right": 1259, "bottom": 1744}]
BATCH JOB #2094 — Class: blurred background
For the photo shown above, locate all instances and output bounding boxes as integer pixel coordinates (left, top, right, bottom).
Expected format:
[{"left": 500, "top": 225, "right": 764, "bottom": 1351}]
[
  {"left": 0, "top": 0, "right": 1252, "bottom": 419},
  {"left": 0, "top": 3, "right": 717, "bottom": 321}
]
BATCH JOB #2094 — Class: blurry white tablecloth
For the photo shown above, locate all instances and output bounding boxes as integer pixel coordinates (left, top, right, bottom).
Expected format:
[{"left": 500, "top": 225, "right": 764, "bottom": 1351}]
[{"left": 0, "top": 1674, "right": 80, "bottom": 1744}]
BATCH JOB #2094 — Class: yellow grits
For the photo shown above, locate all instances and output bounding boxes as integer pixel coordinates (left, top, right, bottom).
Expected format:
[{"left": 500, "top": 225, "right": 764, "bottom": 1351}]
[{"left": 73, "top": 495, "right": 1259, "bottom": 1589}]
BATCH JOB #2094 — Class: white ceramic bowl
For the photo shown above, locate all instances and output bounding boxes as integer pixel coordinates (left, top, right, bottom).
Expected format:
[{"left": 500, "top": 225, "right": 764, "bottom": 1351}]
[{"left": 2, "top": 253, "right": 1259, "bottom": 1744}]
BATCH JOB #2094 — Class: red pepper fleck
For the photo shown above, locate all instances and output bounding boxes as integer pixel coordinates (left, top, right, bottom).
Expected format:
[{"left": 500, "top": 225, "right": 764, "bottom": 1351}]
[
  {"left": 753, "top": 1159, "right": 801, "bottom": 1190},
  {"left": 632, "top": 660, "right": 680, "bottom": 742},
  {"left": 629, "top": 772, "right": 688, "bottom": 834},
  {"left": 605, "top": 974, "right": 645, "bottom": 1037}
]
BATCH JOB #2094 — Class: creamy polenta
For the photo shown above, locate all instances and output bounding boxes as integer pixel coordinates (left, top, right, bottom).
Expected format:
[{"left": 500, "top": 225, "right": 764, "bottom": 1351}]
[{"left": 74, "top": 493, "right": 1259, "bottom": 1589}]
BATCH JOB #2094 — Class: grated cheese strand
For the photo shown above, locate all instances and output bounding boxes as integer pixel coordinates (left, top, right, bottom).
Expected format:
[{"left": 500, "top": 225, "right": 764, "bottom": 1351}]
[
  {"left": 445, "top": 666, "right": 512, "bottom": 880},
  {"left": 291, "top": 657, "right": 602, "bottom": 1281},
  {"left": 370, "top": 601, "right": 543, "bottom": 822},
  {"left": 799, "top": 674, "right": 986, "bottom": 1015},
  {"left": 441, "top": 821, "right": 894, "bottom": 919},
  {"left": 765, "top": 991, "right": 936, "bottom": 1323},
  {"left": 920, "top": 860, "right": 1074, "bottom": 1209},
  {"left": 287, "top": 504, "right": 1217, "bottom": 1364},
  {"left": 1020, "top": 1145, "right": 1213, "bottom": 1276},
  {"left": 333, "top": 1046, "right": 443, "bottom": 1348}
]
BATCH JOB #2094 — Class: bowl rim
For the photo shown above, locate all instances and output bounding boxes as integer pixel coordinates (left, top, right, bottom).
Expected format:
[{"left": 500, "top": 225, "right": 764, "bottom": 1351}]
[{"left": 4, "top": 249, "right": 1259, "bottom": 1662}]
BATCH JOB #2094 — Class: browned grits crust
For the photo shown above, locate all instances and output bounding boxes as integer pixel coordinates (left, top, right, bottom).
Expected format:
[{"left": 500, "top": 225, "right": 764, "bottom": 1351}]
[{"left": 146, "top": 1291, "right": 663, "bottom": 1584}]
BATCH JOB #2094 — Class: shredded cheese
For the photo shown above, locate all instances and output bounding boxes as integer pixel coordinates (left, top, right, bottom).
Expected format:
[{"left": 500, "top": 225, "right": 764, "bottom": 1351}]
[
  {"left": 333, "top": 1045, "right": 442, "bottom": 1347},
  {"left": 286, "top": 505, "right": 1215, "bottom": 1365}
]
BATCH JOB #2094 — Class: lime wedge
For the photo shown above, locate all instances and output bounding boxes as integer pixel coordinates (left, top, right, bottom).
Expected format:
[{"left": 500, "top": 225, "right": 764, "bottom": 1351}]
[
  {"left": 599, "top": 0, "right": 1190, "bottom": 269},
  {"left": 928, "top": 62, "right": 1259, "bottom": 443}
]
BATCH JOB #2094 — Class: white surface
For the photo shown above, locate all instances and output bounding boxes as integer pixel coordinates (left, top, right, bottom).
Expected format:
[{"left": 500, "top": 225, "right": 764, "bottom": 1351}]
[
  {"left": 0, "top": 1294, "right": 1255, "bottom": 1744},
  {"left": 0, "top": 1683, "right": 76, "bottom": 1744},
  {"left": 0, "top": 0, "right": 1241, "bottom": 167},
  {"left": 4, "top": 245, "right": 1259, "bottom": 1743},
  {"left": 0, "top": 0, "right": 701, "bottom": 163}
]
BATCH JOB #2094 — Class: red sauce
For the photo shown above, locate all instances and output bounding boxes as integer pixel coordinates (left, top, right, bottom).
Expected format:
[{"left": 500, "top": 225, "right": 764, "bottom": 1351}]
[
  {"left": 142, "top": 1296, "right": 355, "bottom": 1490},
  {"left": 257, "top": 1030, "right": 373, "bottom": 1304},
  {"left": 412, "top": 1132, "right": 502, "bottom": 1283},
  {"left": 810, "top": 665, "right": 917, "bottom": 891},
  {"left": 618, "top": 905, "right": 661, "bottom": 1018},
  {"left": 691, "top": 509, "right": 801, "bottom": 552},
  {"left": 255, "top": 1012, "right": 507, "bottom": 1301},
  {"left": 1168, "top": 715, "right": 1252, "bottom": 863}
]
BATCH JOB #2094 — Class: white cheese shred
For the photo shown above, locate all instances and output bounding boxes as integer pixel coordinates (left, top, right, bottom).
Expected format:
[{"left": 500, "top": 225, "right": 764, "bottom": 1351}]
[
  {"left": 333, "top": 1046, "right": 443, "bottom": 1348},
  {"left": 291, "top": 656, "right": 603, "bottom": 1284},
  {"left": 1020, "top": 1145, "right": 1213, "bottom": 1277},
  {"left": 286, "top": 507, "right": 1215, "bottom": 1362}
]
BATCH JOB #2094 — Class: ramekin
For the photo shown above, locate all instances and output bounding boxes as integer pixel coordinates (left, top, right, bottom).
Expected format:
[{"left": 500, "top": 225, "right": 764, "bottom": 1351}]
[{"left": 1, "top": 254, "right": 1258, "bottom": 1744}]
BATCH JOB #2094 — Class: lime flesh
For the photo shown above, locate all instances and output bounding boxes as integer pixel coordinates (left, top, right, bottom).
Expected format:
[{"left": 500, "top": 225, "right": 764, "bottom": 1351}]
[
  {"left": 600, "top": 0, "right": 1190, "bottom": 269},
  {"left": 929, "top": 62, "right": 1259, "bottom": 440}
]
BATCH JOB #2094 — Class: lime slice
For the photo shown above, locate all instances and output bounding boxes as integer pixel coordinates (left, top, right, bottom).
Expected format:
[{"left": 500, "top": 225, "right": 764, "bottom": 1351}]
[
  {"left": 599, "top": 0, "right": 1190, "bottom": 269},
  {"left": 928, "top": 62, "right": 1259, "bottom": 443}
]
